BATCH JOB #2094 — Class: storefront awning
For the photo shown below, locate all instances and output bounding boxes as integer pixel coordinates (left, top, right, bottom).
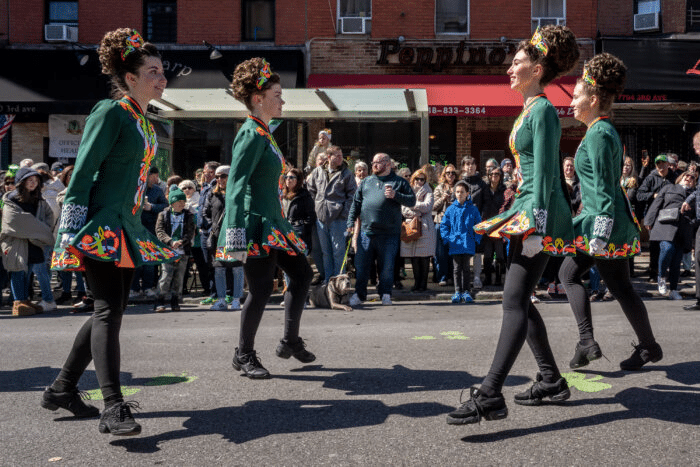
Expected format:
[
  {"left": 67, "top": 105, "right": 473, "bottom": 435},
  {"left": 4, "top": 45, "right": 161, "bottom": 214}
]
[
  {"left": 307, "top": 74, "right": 576, "bottom": 117},
  {"left": 152, "top": 87, "right": 429, "bottom": 120},
  {"left": 602, "top": 38, "right": 700, "bottom": 108}
]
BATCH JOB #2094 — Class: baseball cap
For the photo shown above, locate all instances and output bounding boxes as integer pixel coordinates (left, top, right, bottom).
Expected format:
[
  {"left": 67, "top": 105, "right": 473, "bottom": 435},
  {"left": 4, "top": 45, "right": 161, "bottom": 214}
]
[{"left": 654, "top": 154, "right": 668, "bottom": 164}]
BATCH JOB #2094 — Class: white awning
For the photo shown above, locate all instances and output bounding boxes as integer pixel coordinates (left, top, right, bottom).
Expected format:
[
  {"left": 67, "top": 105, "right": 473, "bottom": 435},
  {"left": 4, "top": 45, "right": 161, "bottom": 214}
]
[{"left": 151, "top": 87, "right": 428, "bottom": 120}]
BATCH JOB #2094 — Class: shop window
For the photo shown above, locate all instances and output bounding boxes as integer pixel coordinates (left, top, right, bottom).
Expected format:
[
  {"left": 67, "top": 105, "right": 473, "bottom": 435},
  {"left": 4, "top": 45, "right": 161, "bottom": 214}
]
[
  {"left": 338, "top": 0, "right": 371, "bottom": 34},
  {"left": 633, "top": 0, "right": 660, "bottom": 32},
  {"left": 144, "top": 1, "right": 177, "bottom": 43},
  {"left": 429, "top": 116, "right": 457, "bottom": 166},
  {"left": 46, "top": 1, "right": 78, "bottom": 24},
  {"left": 531, "top": 0, "right": 565, "bottom": 32},
  {"left": 688, "top": 0, "right": 700, "bottom": 32},
  {"left": 436, "top": 0, "right": 469, "bottom": 35},
  {"left": 242, "top": 0, "right": 275, "bottom": 41}
]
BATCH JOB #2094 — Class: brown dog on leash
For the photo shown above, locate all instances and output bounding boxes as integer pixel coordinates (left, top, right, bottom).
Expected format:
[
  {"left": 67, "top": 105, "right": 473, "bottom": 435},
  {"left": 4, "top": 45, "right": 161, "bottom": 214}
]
[{"left": 308, "top": 274, "right": 352, "bottom": 311}]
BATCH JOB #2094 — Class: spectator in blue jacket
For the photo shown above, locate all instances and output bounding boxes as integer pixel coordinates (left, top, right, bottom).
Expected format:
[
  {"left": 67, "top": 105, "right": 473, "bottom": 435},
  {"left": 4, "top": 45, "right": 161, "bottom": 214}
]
[{"left": 440, "top": 180, "right": 482, "bottom": 304}]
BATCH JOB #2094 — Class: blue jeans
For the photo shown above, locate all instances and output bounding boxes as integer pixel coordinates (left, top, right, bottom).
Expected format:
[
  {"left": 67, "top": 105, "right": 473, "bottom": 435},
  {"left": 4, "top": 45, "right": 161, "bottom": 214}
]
[
  {"left": 316, "top": 219, "right": 348, "bottom": 281},
  {"left": 60, "top": 271, "right": 86, "bottom": 294},
  {"left": 659, "top": 240, "right": 683, "bottom": 290},
  {"left": 32, "top": 262, "right": 54, "bottom": 302},
  {"left": 10, "top": 270, "right": 30, "bottom": 301},
  {"left": 589, "top": 266, "right": 601, "bottom": 292},
  {"left": 435, "top": 224, "right": 452, "bottom": 283},
  {"left": 354, "top": 232, "right": 399, "bottom": 300},
  {"left": 131, "top": 265, "right": 157, "bottom": 292},
  {"left": 310, "top": 223, "right": 325, "bottom": 281},
  {"left": 215, "top": 266, "right": 244, "bottom": 299}
]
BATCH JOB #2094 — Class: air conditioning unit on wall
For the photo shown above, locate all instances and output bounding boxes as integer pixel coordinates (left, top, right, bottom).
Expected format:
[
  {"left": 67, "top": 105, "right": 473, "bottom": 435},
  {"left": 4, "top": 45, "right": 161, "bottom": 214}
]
[
  {"left": 44, "top": 24, "right": 78, "bottom": 42},
  {"left": 339, "top": 17, "right": 370, "bottom": 34},
  {"left": 634, "top": 12, "right": 660, "bottom": 32}
]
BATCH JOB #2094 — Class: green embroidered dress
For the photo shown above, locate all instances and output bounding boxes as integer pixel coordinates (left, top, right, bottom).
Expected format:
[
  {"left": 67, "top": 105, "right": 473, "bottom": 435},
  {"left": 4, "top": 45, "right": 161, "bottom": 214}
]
[
  {"left": 51, "top": 97, "right": 179, "bottom": 271},
  {"left": 474, "top": 95, "right": 575, "bottom": 256},
  {"left": 216, "top": 116, "right": 306, "bottom": 260},
  {"left": 572, "top": 117, "right": 641, "bottom": 258}
]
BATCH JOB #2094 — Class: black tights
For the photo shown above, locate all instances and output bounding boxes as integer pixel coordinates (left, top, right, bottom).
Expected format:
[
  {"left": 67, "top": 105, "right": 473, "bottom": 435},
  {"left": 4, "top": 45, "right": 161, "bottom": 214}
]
[
  {"left": 54, "top": 258, "right": 134, "bottom": 406},
  {"left": 480, "top": 236, "right": 561, "bottom": 396},
  {"left": 410, "top": 257, "right": 430, "bottom": 290},
  {"left": 239, "top": 249, "right": 313, "bottom": 353},
  {"left": 558, "top": 255, "right": 657, "bottom": 346}
]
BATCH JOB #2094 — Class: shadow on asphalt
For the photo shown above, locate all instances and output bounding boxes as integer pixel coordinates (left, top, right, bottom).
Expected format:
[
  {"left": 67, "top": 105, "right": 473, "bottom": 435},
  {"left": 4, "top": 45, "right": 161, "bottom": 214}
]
[
  {"left": 111, "top": 399, "right": 455, "bottom": 451},
  {"left": 274, "top": 364, "right": 530, "bottom": 395},
  {"left": 459, "top": 362, "right": 700, "bottom": 443}
]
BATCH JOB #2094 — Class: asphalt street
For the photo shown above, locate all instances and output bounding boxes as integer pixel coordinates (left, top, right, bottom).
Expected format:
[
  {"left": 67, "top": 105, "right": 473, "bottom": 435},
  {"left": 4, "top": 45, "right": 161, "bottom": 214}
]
[{"left": 1, "top": 297, "right": 698, "bottom": 466}]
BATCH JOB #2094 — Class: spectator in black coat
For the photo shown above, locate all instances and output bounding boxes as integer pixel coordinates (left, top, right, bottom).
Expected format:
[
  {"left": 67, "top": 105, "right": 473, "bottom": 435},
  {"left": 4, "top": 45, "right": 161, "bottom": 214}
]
[
  {"left": 481, "top": 167, "right": 506, "bottom": 286},
  {"left": 282, "top": 167, "right": 316, "bottom": 251}
]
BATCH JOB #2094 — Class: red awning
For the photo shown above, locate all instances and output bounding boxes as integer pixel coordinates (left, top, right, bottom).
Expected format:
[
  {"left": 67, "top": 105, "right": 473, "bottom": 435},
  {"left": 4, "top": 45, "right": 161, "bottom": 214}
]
[{"left": 307, "top": 74, "right": 576, "bottom": 118}]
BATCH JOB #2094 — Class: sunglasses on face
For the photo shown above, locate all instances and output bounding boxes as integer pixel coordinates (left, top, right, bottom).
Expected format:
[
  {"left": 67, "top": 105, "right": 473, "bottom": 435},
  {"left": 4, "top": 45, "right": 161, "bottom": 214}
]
[
  {"left": 182, "top": 186, "right": 194, "bottom": 190},
  {"left": 215, "top": 174, "right": 228, "bottom": 179},
  {"left": 445, "top": 171, "right": 456, "bottom": 175},
  {"left": 415, "top": 178, "right": 426, "bottom": 182},
  {"left": 285, "top": 175, "right": 297, "bottom": 180}
]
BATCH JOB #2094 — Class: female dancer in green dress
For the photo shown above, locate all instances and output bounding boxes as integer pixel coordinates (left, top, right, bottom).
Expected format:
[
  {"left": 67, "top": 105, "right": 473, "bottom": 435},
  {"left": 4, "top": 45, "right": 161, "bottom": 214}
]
[
  {"left": 42, "top": 29, "right": 177, "bottom": 436},
  {"left": 447, "top": 25, "right": 580, "bottom": 425},
  {"left": 217, "top": 58, "right": 314, "bottom": 379},
  {"left": 559, "top": 53, "right": 662, "bottom": 371}
]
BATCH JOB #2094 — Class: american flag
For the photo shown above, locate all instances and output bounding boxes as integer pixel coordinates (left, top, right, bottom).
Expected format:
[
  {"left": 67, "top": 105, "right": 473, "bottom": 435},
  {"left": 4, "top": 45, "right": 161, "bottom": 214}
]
[{"left": 0, "top": 114, "right": 15, "bottom": 143}]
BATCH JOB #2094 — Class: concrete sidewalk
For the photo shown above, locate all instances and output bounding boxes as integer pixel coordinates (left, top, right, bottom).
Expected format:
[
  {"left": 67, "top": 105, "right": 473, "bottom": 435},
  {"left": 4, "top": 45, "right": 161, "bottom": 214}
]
[{"left": 170, "top": 250, "right": 697, "bottom": 306}]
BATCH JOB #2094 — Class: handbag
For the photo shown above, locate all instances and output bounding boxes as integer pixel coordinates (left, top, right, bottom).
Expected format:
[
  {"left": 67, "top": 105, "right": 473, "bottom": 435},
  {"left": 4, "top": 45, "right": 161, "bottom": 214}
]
[
  {"left": 658, "top": 207, "right": 679, "bottom": 224},
  {"left": 401, "top": 216, "right": 422, "bottom": 242}
]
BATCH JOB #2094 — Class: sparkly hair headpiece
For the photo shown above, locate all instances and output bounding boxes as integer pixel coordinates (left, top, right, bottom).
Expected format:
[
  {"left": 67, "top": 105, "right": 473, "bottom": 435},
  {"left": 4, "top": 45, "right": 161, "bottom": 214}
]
[
  {"left": 529, "top": 27, "right": 549, "bottom": 57},
  {"left": 256, "top": 59, "right": 272, "bottom": 90},
  {"left": 582, "top": 67, "right": 597, "bottom": 87},
  {"left": 121, "top": 30, "right": 144, "bottom": 61}
]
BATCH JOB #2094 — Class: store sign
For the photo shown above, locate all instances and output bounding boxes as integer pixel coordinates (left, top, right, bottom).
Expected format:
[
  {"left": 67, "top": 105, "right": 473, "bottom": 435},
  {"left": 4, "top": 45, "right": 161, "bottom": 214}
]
[
  {"left": 377, "top": 40, "right": 513, "bottom": 72},
  {"left": 49, "top": 114, "right": 86, "bottom": 159}
]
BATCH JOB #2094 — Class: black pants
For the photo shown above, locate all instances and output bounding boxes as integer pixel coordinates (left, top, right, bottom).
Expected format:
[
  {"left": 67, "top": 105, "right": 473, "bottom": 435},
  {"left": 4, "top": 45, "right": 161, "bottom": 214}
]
[
  {"left": 480, "top": 236, "right": 561, "bottom": 395},
  {"left": 559, "top": 255, "right": 657, "bottom": 345},
  {"left": 239, "top": 249, "right": 313, "bottom": 353},
  {"left": 55, "top": 258, "right": 134, "bottom": 404},
  {"left": 452, "top": 253, "right": 472, "bottom": 293},
  {"left": 649, "top": 240, "right": 660, "bottom": 279},
  {"left": 694, "top": 229, "right": 700, "bottom": 300},
  {"left": 410, "top": 256, "right": 430, "bottom": 290}
]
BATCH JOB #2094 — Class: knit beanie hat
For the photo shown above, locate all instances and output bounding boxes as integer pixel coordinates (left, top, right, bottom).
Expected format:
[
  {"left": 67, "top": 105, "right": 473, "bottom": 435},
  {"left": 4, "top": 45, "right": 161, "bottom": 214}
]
[
  {"left": 168, "top": 185, "right": 186, "bottom": 204},
  {"left": 215, "top": 165, "right": 230, "bottom": 177},
  {"left": 500, "top": 158, "right": 513, "bottom": 169}
]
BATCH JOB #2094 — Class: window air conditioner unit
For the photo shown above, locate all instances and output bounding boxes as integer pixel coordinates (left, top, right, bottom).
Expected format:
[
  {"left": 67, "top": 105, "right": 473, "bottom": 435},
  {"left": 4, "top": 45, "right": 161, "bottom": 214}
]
[
  {"left": 633, "top": 12, "right": 660, "bottom": 31},
  {"left": 339, "top": 17, "right": 369, "bottom": 34},
  {"left": 44, "top": 24, "right": 79, "bottom": 42}
]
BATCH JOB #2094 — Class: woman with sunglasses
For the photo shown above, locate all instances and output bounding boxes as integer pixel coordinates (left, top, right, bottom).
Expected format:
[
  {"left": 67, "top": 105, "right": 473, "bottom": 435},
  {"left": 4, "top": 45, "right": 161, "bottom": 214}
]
[
  {"left": 448, "top": 25, "right": 580, "bottom": 425},
  {"left": 400, "top": 169, "right": 436, "bottom": 292},
  {"left": 558, "top": 53, "right": 662, "bottom": 372},
  {"left": 433, "top": 164, "right": 458, "bottom": 286},
  {"left": 217, "top": 58, "right": 313, "bottom": 379}
]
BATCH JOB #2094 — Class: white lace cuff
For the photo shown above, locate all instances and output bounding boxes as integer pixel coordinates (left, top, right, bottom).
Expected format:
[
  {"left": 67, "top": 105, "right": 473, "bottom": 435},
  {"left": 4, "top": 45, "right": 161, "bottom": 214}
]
[
  {"left": 592, "top": 215, "right": 614, "bottom": 239},
  {"left": 58, "top": 203, "right": 88, "bottom": 231},
  {"left": 225, "top": 227, "right": 246, "bottom": 250}
]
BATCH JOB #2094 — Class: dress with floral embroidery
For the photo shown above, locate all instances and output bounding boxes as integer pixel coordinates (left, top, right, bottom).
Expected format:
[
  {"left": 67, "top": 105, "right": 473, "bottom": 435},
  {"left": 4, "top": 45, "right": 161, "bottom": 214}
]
[
  {"left": 474, "top": 95, "right": 575, "bottom": 256},
  {"left": 572, "top": 117, "right": 641, "bottom": 258},
  {"left": 216, "top": 116, "right": 307, "bottom": 260},
  {"left": 51, "top": 97, "right": 179, "bottom": 271}
]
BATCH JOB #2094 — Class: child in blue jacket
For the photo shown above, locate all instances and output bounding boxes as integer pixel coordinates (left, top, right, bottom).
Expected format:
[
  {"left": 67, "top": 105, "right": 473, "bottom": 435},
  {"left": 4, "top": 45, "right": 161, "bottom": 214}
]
[{"left": 440, "top": 181, "right": 482, "bottom": 303}]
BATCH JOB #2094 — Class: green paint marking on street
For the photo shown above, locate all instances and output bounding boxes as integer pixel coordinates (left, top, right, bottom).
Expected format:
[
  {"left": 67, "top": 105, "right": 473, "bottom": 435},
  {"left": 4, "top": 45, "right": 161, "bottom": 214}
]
[
  {"left": 562, "top": 372, "right": 612, "bottom": 393},
  {"left": 145, "top": 372, "right": 198, "bottom": 386},
  {"left": 85, "top": 386, "right": 141, "bottom": 401},
  {"left": 412, "top": 336, "right": 437, "bottom": 340},
  {"left": 440, "top": 331, "right": 469, "bottom": 340}
]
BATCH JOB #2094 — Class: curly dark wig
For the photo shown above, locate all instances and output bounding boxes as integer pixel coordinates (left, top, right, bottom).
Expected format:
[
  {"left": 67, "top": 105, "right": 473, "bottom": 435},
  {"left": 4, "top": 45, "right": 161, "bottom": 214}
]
[
  {"left": 98, "top": 28, "right": 160, "bottom": 99},
  {"left": 516, "top": 25, "right": 580, "bottom": 86},
  {"left": 230, "top": 57, "right": 282, "bottom": 111},
  {"left": 579, "top": 52, "right": 627, "bottom": 113}
]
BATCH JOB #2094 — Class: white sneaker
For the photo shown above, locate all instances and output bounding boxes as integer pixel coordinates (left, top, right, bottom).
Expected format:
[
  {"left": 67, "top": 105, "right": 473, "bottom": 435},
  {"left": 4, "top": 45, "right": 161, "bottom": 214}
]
[
  {"left": 657, "top": 277, "right": 668, "bottom": 295},
  {"left": 37, "top": 300, "right": 57, "bottom": 312},
  {"left": 349, "top": 293, "right": 362, "bottom": 307},
  {"left": 381, "top": 294, "right": 392, "bottom": 305},
  {"left": 473, "top": 277, "right": 483, "bottom": 289},
  {"left": 145, "top": 288, "right": 158, "bottom": 299},
  {"left": 230, "top": 298, "right": 241, "bottom": 310},
  {"left": 530, "top": 294, "right": 541, "bottom": 304},
  {"left": 668, "top": 290, "right": 682, "bottom": 300},
  {"left": 128, "top": 290, "right": 142, "bottom": 300},
  {"left": 209, "top": 299, "right": 228, "bottom": 311}
]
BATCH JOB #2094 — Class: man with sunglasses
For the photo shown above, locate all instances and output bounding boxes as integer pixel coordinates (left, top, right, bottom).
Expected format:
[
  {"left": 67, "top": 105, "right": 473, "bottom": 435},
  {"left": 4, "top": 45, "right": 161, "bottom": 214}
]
[
  {"left": 347, "top": 153, "right": 416, "bottom": 306},
  {"left": 307, "top": 145, "right": 357, "bottom": 284}
]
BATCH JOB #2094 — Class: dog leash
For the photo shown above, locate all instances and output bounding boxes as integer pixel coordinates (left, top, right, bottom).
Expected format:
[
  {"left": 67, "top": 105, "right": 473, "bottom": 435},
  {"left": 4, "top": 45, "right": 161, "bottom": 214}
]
[{"left": 339, "top": 236, "right": 352, "bottom": 274}]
